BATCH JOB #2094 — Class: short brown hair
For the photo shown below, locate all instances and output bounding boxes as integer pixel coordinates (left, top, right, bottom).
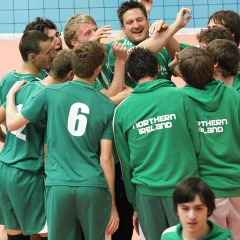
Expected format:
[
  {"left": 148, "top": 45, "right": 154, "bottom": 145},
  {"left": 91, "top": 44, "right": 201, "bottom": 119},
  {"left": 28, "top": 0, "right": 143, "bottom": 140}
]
[
  {"left": 72, "top": 41, "right": 106, "bottom": 78},
  {"left": 49, "top": 49, "right": 73, "bottom": 80},
  {"left": 117, "top": 0, "right": 147, "bottom": 26},
  {"left": 206, "top": 39, "right": 240, "bottom": 78},
  {"left": 179, "top": 47, "right": 214, "bottom": 89},
  {"left": 64, "top": 14, "right": 97, "bottom": 49},
  {"left": 208, "top": 10, "right": 240, "bottom": 45},
  {"left": 196, "top": 28, "right": 234, "bottom": 45},
  {"left": 19, "top": 30, "right": 50, "bottom": 62}
]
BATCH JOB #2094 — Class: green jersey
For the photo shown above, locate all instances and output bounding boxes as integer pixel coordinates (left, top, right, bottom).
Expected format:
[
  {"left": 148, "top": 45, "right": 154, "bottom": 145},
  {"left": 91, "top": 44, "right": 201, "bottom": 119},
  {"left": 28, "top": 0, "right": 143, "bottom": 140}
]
[
  {"left": 232, "top": 72, "right": 240, "bottom": 93},
  {"left": 0, "top": 71, "right": 39, "bottom": 106},
  {"left": 39, "top": 69, "right": 50, "bottom": 80},
  {"left": 182, "top": 80, "right": 240, "bottom": 198},
  {"left": 21, "top": 80, "right": 115, "bottom": 187},
  {"left": 113, "top": 79, "right": 200, "bottom": 209},
  {"left": 94, "top": 41, "right": 115, "bottom": 92},
  {"left": 161, "top": 221, "right": 232, "bottom": 240},
  {"left": 107, "top": 38, "right": 174, "bottom": 88},
  {"left": 0, "top": 81, "right": 46, "bottom": 173}
]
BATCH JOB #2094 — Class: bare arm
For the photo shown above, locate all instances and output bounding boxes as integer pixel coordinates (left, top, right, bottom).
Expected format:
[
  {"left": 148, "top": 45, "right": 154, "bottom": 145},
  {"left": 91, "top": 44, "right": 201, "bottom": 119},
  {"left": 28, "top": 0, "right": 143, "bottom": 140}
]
[
  {"left": 0, "top": 106, "right": 6, "bottom": 142},
  {"left": 100, "top": 139, "right": 119, "bottom": 235},
  {"left": 100, "top": 42, "right": 127, "bottom": 97},
  {"left": 109, "top": 85, "right": 133, "bottom": 106},
  {"left": 6, "top": 80, "right": 30, "bottom": 131},
  {"left": 137, "top": 8, "right": 192, "bottom": 55}
]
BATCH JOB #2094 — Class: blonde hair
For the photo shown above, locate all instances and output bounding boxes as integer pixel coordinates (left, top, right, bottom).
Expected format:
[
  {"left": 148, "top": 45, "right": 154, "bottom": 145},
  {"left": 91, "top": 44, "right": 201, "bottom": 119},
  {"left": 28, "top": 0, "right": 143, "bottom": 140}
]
[{"left": 64, "top": 14, "right": 97, "bottom": 49}]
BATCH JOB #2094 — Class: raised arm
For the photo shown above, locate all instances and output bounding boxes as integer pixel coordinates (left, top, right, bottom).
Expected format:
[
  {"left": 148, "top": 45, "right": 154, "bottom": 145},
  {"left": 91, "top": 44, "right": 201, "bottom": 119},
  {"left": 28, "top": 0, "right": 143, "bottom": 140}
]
[
  {"left": 100, "top": 42, "right": 127, "bottom": 97},
  {"left": 137, "top": 8, "right": 192, "bottom": 54}
]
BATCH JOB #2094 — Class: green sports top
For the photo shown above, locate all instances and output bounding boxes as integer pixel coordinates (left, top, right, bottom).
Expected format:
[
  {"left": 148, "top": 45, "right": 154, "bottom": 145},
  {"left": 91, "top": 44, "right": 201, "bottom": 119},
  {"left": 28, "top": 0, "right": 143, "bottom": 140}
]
[
  {"left": 0, "top": 81, "right": 46, "bottom": 173},
  {"left": 106, "top": 38, "right": 174, "bottom": 89},
  {"left": 113, "top": 79, "right": 200, "bottom": 209},
  {"left": 21, "top": 80, "right": 115, "bottom": 187},
  {"left": 0, "top": 71, "right": 40, "bottom": 106},
  {"left": 183, "top": 80, "right": 240, "bottom": 198},
  {"left": 161, "top": 221, "right": 232, "bottom": 240}
]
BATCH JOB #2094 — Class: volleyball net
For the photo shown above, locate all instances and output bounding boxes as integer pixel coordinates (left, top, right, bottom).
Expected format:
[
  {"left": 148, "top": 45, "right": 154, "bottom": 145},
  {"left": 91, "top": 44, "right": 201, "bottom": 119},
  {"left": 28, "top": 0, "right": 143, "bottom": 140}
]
[{"left": 0, "top": 0, "right": 239, "bottom": 39}]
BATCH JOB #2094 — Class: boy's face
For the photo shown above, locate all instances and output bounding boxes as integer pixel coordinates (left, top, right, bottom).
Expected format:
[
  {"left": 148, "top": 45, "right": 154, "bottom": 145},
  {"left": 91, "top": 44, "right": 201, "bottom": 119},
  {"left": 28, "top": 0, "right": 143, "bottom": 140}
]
[
  {"left": 207, "top": 19, "right": 225, "bottom": 30},
  {"left": 177, "top": 195, "right": 209, "bottom": 238}
]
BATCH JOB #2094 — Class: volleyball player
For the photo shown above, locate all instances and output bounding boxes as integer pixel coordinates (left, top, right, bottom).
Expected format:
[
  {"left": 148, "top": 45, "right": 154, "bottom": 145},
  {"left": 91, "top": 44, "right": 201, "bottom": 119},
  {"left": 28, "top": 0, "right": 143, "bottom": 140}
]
[
  {"left": 178, "top": 46, "right": 240, "bottom": 240},
  {"left": 24, "top": 17, "right": 63, "bottom": 79},
  {"left": 0, "top": 49, "right": 73, "bottom": 240},
  {"left": 6, "top": 41, "right": 119, "bottom": 240},
  {"left": 113, "top": 47, "right": 200, "bottom": 240},
  {"left": 0, "top": 30, "right": 54, "bottom": 105}
]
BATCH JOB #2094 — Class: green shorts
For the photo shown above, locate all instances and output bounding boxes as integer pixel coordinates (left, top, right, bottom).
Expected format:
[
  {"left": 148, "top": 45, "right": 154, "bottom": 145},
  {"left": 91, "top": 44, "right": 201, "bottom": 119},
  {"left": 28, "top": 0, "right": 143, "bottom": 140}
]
[
  {"left": 0, "top": 162, "right": 46, "bottom": 235},
  {"left": 45, "top": 185, "right": 111, "bottom": 240},
  {"left": 136, "top": 190, "right": 179, "bottom": 240}
]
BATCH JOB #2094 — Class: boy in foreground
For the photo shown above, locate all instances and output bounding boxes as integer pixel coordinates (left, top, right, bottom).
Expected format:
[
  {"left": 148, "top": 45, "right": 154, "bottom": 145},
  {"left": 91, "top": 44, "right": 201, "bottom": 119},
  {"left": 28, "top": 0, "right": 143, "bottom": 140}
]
[{"left": 161, "top": 178, "right": 232, "bottom": 240}]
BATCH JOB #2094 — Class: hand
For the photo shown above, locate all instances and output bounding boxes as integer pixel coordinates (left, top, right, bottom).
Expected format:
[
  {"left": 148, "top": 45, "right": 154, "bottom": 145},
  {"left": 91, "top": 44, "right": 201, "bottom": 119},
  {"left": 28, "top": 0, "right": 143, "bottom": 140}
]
[
  {"left": 175, "top": 8, "right": 192, "bottom": 29},
  {"left": 133, "top": 211, "right": 139, "bottom": 235},
  {"left": 112, "top": 42, "right": 127, "bottom": 62},
  {"left": 168, "top": 52, "right": 180, "bottom": 67},
  {"left": 149, "top": 19, "right": 168, "bottom": 35},
  {"left": 7, "top": 80, "right": 27, "bottom": 98},
  {"left": 105, "top": 204, "right": 119, "bottom": 235},
  {"left": 138, "top": 0, "right": 153, "bottom": 14},
  {"left": 90, "top": 25, "right": 112, "bottom": 42}
]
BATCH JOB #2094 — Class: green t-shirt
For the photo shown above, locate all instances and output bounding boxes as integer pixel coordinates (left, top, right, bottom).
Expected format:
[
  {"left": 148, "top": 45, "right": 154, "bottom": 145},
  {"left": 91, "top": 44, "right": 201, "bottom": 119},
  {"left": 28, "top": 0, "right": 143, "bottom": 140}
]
[
  {"left": 0, "top": 81, "right": 46, "bottom": 173},
  {"left": 161, "top": 221, "right": 232, "bottom": 240},
  {"left": 39, "top": 69, "right": 50, "bottom": 80},
  {"left": 94, "top": 41, "right": 115, "bottom": 91},
  {"left": 107, "top": 38, "right": 174, "bottom": 88},
  {"left": 0, "top": 71, "right": 39, "bottom": 106},
  {"left": 21, "top": 80, "right": 115, "bottom": 187}
]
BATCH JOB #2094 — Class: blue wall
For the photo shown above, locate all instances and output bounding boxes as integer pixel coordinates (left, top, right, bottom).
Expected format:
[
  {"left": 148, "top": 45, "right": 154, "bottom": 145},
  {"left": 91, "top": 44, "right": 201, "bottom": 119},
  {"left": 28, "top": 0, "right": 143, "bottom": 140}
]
[{"left": 0, "top": 0, "right": 239, "bottom": 34}]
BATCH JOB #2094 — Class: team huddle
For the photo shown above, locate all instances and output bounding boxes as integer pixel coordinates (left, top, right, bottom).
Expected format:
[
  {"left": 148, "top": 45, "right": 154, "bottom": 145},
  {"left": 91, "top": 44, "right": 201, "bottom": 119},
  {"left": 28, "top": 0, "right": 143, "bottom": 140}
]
[{"left": 0, "top": 0, "right": 240, "bottom": 240}]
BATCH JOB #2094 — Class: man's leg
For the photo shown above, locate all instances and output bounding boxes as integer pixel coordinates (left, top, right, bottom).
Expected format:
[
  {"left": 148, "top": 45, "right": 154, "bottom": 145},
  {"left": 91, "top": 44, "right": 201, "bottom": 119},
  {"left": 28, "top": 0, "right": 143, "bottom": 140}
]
[{"left": 77, "top": 187, "right": 111, "bottom": 240}]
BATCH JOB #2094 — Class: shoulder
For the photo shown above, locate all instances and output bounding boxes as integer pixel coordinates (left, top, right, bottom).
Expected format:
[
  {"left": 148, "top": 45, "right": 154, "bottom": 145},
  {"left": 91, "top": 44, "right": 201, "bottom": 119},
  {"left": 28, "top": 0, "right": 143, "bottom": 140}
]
[{"left": 161, "top": 225, "right": 181, "bottom": 240}]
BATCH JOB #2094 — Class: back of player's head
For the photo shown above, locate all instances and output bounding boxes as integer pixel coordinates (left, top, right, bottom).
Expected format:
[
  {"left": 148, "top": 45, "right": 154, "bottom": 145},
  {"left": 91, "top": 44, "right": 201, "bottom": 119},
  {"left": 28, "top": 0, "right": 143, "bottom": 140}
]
[
  {"left": 206, "top": 39, "right": 240, "bottom": 78},
  {"left": 179, "top": 47, "right": 214, "bottom": 89},
  {"left": 71, "top": 41, "right": 106, "bottom": 78},
  {"left": 208, "top": 10, "right": 240, "bottom": 45},
  {"left": 125, "top": 47, "right": 158, "bottom": 82},
  {"left": 64, "top": 14, "right": 97, "bottom": 49},
  {"left": 196, "top": 28, "right": 235, "bottom": 48},
  {"left": 24, "top": 17, "right": 57, "bottom": 33},
  {"left": 173, "top": 177, "right": 216, "bottom": 217},
  {"left": 19, "top": 30, "right": 50, "bottom": 62},
  {"left": 49, "top": 49, "right": 73, "bottom": 80},
  {"left": 117, "top": 0, "right": 147, "bottom": 26}
]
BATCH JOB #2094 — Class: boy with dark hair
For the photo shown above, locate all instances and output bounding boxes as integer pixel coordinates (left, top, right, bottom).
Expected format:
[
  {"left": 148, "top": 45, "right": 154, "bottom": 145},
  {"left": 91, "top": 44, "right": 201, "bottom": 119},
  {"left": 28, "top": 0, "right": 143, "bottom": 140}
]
[
  {"left": 24, "top": 17, "right": 63, "bottom": 80},
  {"left": 0, "top": 30, "right": 54, "bottom": 106},
  {"left": 206, "top": 39, "right": 240, "bottom": 92},
  {"left": 207, "top": 10, "right": 240, "bottom": 46},
  {"left": 0, "top": 49, "right": 73, "bottom": 240},
  {"left": 6, "top": 41, "right": 119, "bottom": 240},
  {"left": 113, "top": 47, "right": 200, "bottom": 240},
  {"left": 161, "top": 178, "right": 232, "bottom": 240},
  {"left": 178, "top": 47, "right": 240, "bottom": 239}
]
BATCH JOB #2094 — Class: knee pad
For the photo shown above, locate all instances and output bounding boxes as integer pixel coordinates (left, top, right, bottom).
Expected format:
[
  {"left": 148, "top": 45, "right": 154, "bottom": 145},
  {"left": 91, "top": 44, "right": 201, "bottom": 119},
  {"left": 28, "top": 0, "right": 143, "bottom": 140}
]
[{"left": 7, "top": 234, "right": 30, "bottom": 240}]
